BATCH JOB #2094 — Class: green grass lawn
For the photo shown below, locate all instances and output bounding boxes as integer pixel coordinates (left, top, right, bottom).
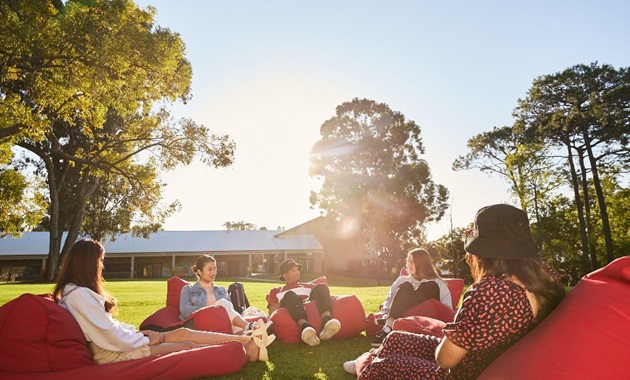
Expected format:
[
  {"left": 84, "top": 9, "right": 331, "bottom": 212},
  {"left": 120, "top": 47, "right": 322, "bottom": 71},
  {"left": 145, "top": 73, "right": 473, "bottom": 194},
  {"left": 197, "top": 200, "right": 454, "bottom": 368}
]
[{"left": 0, "top": 275, "right": 394, "bottom": 379}]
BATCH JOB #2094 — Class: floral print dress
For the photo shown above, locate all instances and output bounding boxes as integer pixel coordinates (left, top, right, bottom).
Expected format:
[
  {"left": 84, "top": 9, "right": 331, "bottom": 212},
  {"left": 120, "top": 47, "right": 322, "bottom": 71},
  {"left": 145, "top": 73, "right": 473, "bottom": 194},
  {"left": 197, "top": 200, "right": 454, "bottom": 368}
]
[{"left": 358, "top": 276, "right": 536, "bottom": 380}]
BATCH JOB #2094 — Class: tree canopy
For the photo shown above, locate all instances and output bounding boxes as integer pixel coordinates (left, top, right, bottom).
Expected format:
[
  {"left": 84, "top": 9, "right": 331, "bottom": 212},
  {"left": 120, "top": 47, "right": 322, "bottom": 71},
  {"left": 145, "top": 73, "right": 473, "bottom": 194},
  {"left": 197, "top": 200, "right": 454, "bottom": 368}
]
[
  {"left": 515, "top": 62, "right": 630, "bottom": 267},
  {"left": 310, "top": 98, "right": 449, "bottom": 267},
  {"left": 223, "top": 221, "right": 266, "bottom": 230},
  {"left": 1, "top": 0, "right": 235, "bottom": 279},
  {"left": 451, "top": 62, "right": 630, "bottom": 277}
]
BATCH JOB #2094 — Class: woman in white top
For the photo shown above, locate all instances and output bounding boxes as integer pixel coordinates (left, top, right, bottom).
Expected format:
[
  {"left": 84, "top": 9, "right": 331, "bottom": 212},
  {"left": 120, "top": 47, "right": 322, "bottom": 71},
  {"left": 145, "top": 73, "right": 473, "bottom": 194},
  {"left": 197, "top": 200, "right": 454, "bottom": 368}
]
[
  {"left": 371, "top": 248, "right": 452, "bottom": 348},
  {"left": 53, "top": 240, "right": 269, "bottom": 364}
]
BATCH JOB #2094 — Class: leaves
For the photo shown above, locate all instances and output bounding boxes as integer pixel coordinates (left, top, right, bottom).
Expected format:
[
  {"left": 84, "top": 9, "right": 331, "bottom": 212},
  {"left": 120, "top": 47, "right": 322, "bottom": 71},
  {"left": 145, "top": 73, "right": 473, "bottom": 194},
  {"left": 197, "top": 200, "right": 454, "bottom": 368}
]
[
  {"left": 1, "top": 0, "right": 235, "bottom": 279},
  {"left": 310, "top": 98, "right": 449, "bottom": 266}
]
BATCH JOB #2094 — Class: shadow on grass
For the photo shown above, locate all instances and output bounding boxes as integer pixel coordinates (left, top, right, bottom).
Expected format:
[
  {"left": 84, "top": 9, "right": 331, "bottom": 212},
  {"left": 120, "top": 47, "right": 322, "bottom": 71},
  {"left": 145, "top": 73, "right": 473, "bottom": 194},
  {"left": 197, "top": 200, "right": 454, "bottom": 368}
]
[{"left": 206, "top": 334, "right": 370, "bottom": 380}]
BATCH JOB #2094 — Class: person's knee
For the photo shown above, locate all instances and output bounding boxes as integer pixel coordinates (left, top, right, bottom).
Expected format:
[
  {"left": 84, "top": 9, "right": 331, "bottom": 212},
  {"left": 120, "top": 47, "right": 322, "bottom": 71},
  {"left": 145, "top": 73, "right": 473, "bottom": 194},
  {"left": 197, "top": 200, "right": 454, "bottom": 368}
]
[
  {"left": 282, "top": 290, "right": 301, "bottom": 305},
  {"left": 397, "top": 281, "right": 414, "bottom": 293},
  {"left": 311, "top": 283, "right": 331, "bottom": 299},
  {"left": 214, "top": 298, "right": 230, "bottom": 308}
]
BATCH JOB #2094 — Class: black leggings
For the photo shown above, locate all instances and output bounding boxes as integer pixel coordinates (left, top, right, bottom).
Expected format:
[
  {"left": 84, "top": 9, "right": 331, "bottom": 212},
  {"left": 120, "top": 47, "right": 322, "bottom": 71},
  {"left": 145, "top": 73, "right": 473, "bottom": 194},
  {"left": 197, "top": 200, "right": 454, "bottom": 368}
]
[
  {"left": 280, "top": 283, "right": 333, "bottom": 325},
  {"left": 388, "top": 281, "right": 440, "bottom": 319}
]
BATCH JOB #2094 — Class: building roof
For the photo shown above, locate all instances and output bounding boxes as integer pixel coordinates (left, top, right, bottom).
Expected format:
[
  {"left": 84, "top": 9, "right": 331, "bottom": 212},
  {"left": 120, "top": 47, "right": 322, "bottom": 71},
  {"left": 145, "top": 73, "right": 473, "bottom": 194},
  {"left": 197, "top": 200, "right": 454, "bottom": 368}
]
[
  {"left": 0, "top": 230, "right": 323, "bottom": 257},
  {"left": 276, "top": 216, "right": 325, "bottom": 237}
]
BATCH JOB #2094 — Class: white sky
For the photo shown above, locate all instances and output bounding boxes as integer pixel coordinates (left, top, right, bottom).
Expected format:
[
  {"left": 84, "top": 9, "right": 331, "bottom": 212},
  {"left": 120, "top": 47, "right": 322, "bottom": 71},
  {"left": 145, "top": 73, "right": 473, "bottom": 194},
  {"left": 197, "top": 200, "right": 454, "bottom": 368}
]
[{"left": 133, "top": 0, "right": 630, "bottom": 240}]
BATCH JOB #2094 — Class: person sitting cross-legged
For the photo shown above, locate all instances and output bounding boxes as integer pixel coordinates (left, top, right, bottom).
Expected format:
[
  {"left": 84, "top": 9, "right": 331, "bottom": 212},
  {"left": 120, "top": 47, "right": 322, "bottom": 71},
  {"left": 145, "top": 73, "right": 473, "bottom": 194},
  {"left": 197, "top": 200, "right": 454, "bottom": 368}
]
[{"left": 266, "top": 259, "right": 341, "bottom": 346}]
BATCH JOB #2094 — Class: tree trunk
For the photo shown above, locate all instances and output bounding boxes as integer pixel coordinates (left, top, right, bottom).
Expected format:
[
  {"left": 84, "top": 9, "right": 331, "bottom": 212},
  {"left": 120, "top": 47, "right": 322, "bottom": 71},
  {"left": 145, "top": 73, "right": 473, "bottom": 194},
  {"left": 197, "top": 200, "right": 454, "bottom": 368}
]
[
  {"left": 577, "top": 148, "right": 599, "bottom": 270},
  {"left": 45, "top": 163, "right": 63, "bottom": 281},
  {"left": 21, "top": 141, "right": 62, "bottom": 281},
  {"left": 566, "top": 142, "right": 591, "bottom": 274},
  {"left": 583, "top": 129, "right": 615, "bottom": 263},
  {"left": 61, "top": 174, "right": 101, "bottom": 259}
]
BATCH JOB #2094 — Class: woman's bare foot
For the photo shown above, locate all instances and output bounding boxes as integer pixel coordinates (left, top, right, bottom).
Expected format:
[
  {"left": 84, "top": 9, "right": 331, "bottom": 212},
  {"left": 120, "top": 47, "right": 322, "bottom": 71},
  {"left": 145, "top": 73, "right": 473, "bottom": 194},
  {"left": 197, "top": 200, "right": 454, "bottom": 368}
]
[{"left": 244, "top": 338, "right": 260, "bottom": 362}]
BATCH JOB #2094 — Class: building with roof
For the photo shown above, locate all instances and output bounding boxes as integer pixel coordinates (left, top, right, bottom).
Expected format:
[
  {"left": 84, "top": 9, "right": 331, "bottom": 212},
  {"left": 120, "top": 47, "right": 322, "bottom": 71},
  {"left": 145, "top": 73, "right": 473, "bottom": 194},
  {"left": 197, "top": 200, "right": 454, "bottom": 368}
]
[
  {"left": 0, "top": 216, "right": 371, "bottom": 281},
  {"left": 0, "top": 228, "right": 324, "bottom": 280}
]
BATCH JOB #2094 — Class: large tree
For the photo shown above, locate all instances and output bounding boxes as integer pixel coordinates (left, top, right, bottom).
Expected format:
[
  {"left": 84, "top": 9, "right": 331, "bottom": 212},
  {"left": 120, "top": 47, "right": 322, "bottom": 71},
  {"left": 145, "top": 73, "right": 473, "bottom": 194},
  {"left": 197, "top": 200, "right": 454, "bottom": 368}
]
[
  {"left": 453, "top": 123, "right": 561, "bottom": 228},
  {"left": 0, "top": 166, "right": 47, "bottom": 236},
  {"left": 515, "top": 62, "right": 630, "bottom": 267},
  {"left": 309, "top": 98, "right": 449, "bottom": 269},
  {"left": 1, "top": 0, "right": 235, "bottom": 279}
]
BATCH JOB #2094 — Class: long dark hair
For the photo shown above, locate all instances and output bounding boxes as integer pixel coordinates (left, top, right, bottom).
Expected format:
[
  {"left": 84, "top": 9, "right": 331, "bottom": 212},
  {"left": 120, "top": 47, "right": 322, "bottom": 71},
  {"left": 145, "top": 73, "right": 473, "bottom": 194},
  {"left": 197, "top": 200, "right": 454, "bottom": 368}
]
[
  {"left": 53, "top": 240, "right": 118, "bottom": 314},
  {"left": 466, "top": 253, "right": 565, "bottom": 323}
]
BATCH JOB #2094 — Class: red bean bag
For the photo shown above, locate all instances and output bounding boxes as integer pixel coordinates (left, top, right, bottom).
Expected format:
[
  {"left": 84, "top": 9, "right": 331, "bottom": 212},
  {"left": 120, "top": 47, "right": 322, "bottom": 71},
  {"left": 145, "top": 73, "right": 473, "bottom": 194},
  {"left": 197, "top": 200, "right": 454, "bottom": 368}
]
[
  {"left": 443, "top": 278, "right": 465, "bottom": 308},
  {"left": 270, "top": 295, "right": 366, "bottom": 343},
  {"left": 365, "top": 278, "right": 463, "bottom": 337},
  {"left": 0, "top": 293, "right": 247, "bottom": 380},
  {"left": 140, "top": 277, "right": 260, "bottom": 332},
  {"left": 392, "top": 315, "right": 446, "bottom": 338},
  {"left": 478, "top": 256, "right": 630, "bottom": 380}
]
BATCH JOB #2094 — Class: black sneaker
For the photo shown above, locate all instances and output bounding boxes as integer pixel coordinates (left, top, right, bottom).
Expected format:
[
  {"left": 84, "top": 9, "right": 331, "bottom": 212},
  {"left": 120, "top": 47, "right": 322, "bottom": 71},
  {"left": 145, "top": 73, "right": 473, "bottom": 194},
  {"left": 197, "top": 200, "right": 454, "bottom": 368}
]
[{"left": 371, "top": 325, "right": 392, "bottom": 348}]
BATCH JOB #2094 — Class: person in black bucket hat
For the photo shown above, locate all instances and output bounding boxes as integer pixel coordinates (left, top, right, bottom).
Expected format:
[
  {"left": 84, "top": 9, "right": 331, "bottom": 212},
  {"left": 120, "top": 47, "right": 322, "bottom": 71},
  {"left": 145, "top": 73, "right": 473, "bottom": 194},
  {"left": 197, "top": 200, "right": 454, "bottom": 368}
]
[
  {"left": 464, "top": 203, "right": 540, "bottom": 259},
  {"left": 341, "top": 204, "right": 565, "bottom": 379},
  {"left": 266, "top": 259, "right": 341, "bottom": 347}
]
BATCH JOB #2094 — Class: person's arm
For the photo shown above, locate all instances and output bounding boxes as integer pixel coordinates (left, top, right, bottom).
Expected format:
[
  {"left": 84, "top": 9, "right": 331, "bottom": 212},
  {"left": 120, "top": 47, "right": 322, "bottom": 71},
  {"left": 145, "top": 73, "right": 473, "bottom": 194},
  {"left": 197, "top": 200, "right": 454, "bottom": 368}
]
[
  {"left": 435, "top": 336, "right": 468, "bottom": 368},
  {"left": 215, "top": 285, "right": 230, "bottom": 302},
  {"left": 438, "top": 279, "right": 453, "bottom": 309},
  {"left": 268, "top": 302, "right": 281, "bottom": 315},
  {"left": 267, "top": 287, "right": 281, "bottom": 315},
  {"left": 381, "top": 277, "right": 403, "bottom": 315},
  {"left": 179, "top": 284, "right": 198, "bottom": 319},
  {"left": 63, "top": 287, "right": 149, "bottom": 351}
]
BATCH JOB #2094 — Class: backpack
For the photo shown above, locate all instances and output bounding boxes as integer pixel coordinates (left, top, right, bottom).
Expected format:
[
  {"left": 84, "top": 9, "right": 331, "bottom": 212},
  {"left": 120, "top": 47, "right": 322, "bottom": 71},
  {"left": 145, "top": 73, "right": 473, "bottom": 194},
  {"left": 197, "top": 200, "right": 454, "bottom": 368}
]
[{"left": 228, "top": 282, "right": 250, "bottom": 314}]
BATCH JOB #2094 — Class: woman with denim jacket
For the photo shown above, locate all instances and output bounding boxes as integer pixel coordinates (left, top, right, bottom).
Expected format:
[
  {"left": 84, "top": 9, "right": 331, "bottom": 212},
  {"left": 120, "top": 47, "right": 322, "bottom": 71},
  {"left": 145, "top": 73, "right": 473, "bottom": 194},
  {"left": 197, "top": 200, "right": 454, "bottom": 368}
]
[{"left": 180, "top": 255, "right": 256, "bottom": 334}]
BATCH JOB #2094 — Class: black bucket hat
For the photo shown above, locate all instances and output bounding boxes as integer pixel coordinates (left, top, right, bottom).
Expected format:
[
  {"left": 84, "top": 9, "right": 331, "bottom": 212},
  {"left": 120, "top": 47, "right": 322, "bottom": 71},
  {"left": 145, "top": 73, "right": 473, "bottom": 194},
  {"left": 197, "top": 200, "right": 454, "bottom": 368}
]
[
  {"left": 464, "top": 204, "right": 539, "bottom": 260},
  {"left": 278, "top": 259, "right": 302, "bottom": 280}
]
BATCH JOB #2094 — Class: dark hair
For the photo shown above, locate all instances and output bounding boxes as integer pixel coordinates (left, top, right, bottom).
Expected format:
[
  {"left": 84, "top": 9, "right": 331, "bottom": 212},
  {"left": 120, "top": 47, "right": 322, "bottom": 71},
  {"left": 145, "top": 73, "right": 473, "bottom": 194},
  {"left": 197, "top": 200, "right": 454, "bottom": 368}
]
[
  {"left": 408, "top": 248, "right": 441, "bottom": 280},
  {"left": 466, "top": 253, "right": 565, "bottom": 323},
  {"left": 53, "top": 240, "right": 118, "bottom": 314},
  {"left": 193, "top": 254, "right": 216, "bottom": 278}
]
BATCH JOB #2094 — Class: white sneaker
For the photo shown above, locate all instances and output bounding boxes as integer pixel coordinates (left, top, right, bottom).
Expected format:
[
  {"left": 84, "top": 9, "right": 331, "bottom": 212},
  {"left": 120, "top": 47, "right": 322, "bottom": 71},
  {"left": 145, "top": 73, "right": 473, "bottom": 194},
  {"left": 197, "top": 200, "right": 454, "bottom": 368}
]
[
  {"left": 343, "top": 360, "right": 357, "bottom": 375},
  {"left": 319, "top": 318, "right": 341, "bottom": 341},
  {"left": 301, "top": 326, "right": 320, "bottom": 346}
]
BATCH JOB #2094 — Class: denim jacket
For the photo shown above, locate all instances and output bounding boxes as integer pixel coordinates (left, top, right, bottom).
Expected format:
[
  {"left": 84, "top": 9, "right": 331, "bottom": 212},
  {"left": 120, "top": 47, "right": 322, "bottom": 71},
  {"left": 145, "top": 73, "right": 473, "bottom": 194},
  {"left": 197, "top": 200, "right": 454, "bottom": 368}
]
[{"left": 179, "top": 281, "right": 229, "bottom": 320}]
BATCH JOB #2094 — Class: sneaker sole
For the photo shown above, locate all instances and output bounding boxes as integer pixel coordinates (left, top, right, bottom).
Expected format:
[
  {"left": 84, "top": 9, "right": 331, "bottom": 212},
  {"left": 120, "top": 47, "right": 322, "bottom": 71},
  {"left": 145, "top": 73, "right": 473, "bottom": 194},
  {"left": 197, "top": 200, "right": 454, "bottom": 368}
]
[
  {"left": 343, "top": 361, "right": 357, "bottom": 375},
  {"left": 301, "top": 328, "right": 320, "bottom": 346},
  {"left": 319, "top": 320, "right": 341, "bottom": 341}
]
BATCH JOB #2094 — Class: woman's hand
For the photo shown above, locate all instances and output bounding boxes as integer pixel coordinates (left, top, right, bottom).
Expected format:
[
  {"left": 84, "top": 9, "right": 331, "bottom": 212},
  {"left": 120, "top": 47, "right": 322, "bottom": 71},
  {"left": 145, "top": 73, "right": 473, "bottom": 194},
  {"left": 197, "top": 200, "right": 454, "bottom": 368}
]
[{"left": 141, "top": 330, "right": 164, "bottom": 346}]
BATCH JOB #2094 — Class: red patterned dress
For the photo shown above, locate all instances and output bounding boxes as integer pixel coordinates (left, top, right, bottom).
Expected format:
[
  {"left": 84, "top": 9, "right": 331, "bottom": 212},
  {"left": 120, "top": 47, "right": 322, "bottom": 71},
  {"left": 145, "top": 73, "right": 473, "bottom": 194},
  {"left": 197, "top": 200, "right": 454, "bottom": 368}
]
[{"left": 358, "top": 276, "right": 536, "bottom": 380}]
